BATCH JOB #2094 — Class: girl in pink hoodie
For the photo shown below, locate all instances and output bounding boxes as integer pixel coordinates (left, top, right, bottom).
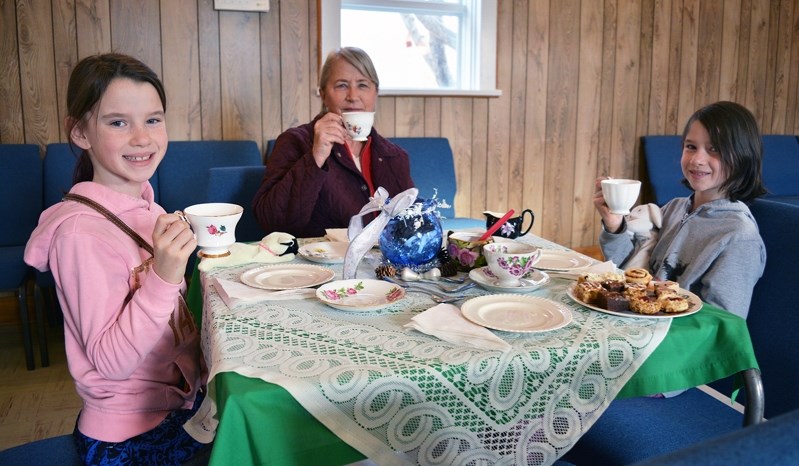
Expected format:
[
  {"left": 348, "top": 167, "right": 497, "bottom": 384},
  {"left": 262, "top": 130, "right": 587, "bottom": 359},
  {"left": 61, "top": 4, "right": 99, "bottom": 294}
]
[{"left": 25, "top": 54, "right": 209, "bottom": 465}]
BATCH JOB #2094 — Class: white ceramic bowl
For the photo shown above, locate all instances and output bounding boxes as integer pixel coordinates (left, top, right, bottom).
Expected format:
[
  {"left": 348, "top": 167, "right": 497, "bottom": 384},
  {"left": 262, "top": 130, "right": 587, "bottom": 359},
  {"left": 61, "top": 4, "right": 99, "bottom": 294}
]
[{"left": 482, "top": 242, "right": 541, "bottom": 287}]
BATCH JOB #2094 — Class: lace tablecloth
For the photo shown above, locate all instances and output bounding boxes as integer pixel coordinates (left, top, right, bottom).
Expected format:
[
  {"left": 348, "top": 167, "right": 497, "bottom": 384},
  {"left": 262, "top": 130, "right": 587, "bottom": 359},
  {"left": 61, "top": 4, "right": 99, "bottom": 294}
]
[{"left": 198, "top": 237, "right": 670, "bottom": 465}]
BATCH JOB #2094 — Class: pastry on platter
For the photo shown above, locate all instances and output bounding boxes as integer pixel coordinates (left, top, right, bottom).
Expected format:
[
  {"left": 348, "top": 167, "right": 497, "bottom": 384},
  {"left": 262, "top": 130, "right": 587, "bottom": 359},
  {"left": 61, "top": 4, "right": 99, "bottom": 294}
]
[
  {"left": 624, "top": 268, "right": 652, "bottom": 285},
  {"left": 660, "top": 295, "right": 690, "bottom": 313},
  {"left": 598, "top": 291, "right": 630, "bottom": 312},
  {"left": 574, "top": 281, "right": 604, "bottom": 304},
  {"left": 629, "top": 295, "right": 661, "bottom": 315},
  {"left": 579, "top": 271, "right": 625, "bottom": 283},
  {"left": 623, "top": 282, "right": 648, "bottom": 299}
]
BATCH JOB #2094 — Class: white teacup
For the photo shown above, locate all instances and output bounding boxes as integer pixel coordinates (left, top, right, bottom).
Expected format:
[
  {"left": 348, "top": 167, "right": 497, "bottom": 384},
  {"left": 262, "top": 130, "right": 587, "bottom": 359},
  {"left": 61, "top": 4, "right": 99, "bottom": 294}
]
[
  {"left": 341, "top": 111, "right": 374, "bottom": 141},
  {"left": 601, "top": 179, "right": 642, "bottom": 215},
  {"left": 183, "top": 203, "right": 243, "bottom": 258},
  {"left": 482, "top": 242, "right": 541, "bottom": 287}
]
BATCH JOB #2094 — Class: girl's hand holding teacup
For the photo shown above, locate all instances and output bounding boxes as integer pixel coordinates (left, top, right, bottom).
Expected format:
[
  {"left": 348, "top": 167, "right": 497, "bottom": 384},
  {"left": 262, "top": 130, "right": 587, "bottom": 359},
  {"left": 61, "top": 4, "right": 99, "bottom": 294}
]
[
  {"left": 152, "top": 213, "right": 197, "bottom": 284},
  {"left": 593, "top": 177, "right": 624, "bottom": 234}
]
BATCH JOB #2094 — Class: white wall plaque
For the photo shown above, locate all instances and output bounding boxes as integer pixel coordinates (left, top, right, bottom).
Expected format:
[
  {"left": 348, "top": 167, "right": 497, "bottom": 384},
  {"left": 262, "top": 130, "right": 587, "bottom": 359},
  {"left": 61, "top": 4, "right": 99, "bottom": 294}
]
[{"left": 214, "top": 0, "right": 269, "bottom": 12}]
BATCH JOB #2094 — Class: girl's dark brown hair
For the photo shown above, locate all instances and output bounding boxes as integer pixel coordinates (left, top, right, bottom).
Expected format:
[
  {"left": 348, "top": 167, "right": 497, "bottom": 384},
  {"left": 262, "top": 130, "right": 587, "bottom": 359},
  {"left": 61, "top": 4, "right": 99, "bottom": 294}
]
[
  {"left": 65, "top": 53, "right": 166, "bottom": 184},
  {"left": 680, "top": 101, "right": 767, "bottom": 203}
]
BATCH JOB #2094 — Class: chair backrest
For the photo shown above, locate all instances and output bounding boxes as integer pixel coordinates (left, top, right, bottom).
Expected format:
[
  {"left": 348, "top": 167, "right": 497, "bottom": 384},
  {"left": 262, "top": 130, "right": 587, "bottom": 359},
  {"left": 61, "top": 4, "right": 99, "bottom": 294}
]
[
  {"left": 643, "top": 135, "right": 799, "bottom": 206},
  {"left": 761, "top": 135, "right": 799, "bottom": 198},
  {"left": 641, "top": 135, "right": 691, "bottom": 206},
  {"left": 44, "top": 143, "right": 160, "bottom": 208},
  {"left": 0, "top": 434, "right": 82, "bottom": 466},
  {"left": 205, "top": 166, "right": 266, "bottom": 243},
  {"left": 156, "top": 140, "right": 262, "bottom": 213},
  {"left": 388, "top": 137, "right": 457, "bottom": 219},
  {"left": 631, "top": 407, "right": 799, "bottom": 466},
  {"left": 265, "top": 138, "right": 277, "bottom": 159},
  {"left": 0, "top": 144, "right": 42, "bottom": 246},
  {"left": 746, "top": 198, "right": 799, "bottom": 418}
]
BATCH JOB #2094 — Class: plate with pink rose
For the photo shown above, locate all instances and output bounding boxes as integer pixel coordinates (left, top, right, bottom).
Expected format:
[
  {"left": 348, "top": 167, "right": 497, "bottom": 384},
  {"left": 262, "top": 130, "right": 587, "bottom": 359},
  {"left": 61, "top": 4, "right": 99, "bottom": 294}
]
[{"left": 316, "top": 279, "right": 406, "bottom": 312}]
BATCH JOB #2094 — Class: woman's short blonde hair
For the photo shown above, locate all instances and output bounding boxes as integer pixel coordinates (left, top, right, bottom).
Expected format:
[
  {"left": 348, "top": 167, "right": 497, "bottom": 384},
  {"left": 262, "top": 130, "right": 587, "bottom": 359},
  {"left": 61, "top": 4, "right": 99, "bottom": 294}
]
[{"left": 318, "top": 47, "right": 379, "bottom": 112}]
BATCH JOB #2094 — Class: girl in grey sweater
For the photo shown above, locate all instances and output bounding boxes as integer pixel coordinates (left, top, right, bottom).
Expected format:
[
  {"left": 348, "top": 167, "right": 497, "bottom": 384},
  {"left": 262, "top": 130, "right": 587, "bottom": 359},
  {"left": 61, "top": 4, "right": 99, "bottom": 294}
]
[{"left": 595, "top": 101, "right": 766, "bottom": 319}]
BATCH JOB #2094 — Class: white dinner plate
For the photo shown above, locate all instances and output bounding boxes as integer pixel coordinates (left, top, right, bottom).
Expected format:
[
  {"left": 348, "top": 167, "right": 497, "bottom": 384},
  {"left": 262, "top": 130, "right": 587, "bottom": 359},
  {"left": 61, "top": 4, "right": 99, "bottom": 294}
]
[
  {"left": 461, "top": 295, "right": 572, "bottom": 333},
  {"left": 240, "top": 264, "right": 336, "bottom": 290},
  {"left": 535, "top": 249, "right": 593, "bottom": 271},
  {"left": 317, "top": 279, "right": 406, "bottom": 312},
  {"left": 298, "top": 241, "right": 348, "bottom": 264},
  {"left": 566, "top": 283, "right": 703, "bottom": 319},
  {"left": 469, "top": 266, "right": 550, "bottom": 293}
]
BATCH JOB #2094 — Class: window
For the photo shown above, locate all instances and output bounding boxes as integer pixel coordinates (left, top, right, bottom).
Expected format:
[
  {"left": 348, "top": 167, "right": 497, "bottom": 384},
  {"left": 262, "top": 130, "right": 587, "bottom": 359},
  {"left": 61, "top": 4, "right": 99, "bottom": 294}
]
[{"left": 320, "top": 0, "right": 499, "bottom": 96}]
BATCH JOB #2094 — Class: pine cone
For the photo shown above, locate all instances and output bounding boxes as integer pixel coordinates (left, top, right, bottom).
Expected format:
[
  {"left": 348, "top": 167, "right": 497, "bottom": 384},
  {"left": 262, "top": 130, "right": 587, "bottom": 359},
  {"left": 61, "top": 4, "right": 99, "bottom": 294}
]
[
  {"left": 439, "top": 260, "right": 459, "bottom": 277},
  {"left": 374, "top": 264, "right": 397, "bottom": 279}
]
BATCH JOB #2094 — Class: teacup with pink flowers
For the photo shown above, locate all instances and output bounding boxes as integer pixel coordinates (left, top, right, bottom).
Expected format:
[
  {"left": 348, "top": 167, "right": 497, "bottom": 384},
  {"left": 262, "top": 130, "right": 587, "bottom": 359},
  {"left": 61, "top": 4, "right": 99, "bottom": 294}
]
[
  {"left": 482, "top": 242, "right": 541, "bottom": 287},
  {"left": 446, "top": 232, "right": 493, "bottom": 272},
  {"left": 183, "top": 203, "right": 243, "bottom": 258}
]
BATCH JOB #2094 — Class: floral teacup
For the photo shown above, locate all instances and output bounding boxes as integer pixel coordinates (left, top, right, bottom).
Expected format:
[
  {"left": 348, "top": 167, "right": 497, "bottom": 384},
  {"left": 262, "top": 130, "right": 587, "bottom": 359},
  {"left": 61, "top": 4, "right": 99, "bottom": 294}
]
[
  {"left": 482, "top": 242, "right": 541, "bottom": 287},
  {"left": 183, "top": 203, "right": 243, "bottom": 258},
  {"left": 446, "top": 232, "right": 493, "bottom": 272}
]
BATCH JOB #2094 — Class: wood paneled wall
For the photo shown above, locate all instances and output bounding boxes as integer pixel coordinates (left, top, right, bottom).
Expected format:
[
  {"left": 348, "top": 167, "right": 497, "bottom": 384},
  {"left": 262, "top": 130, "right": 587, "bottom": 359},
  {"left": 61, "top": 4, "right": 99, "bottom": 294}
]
[{"left": 2, "top": 0, "right": 798, "bottom": 249}]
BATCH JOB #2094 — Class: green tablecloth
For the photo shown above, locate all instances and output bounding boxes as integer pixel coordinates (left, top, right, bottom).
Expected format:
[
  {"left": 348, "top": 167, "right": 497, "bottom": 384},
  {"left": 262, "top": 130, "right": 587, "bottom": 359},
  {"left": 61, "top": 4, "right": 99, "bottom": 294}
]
[{"left": 187, "top": 266, "right": 759, "bottom": 466}]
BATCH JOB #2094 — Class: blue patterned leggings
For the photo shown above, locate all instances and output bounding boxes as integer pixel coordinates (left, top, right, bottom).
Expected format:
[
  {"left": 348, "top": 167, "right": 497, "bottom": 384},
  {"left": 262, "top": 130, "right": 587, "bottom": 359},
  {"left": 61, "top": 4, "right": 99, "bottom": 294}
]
[{"left": 73, "top": 392, "right": 210, "bottom": 465}]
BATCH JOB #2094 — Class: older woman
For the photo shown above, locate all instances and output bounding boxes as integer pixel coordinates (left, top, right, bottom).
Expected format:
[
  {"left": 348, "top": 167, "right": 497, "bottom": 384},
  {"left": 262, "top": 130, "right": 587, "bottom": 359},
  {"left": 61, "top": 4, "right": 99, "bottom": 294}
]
[{"left": 253, "top": 47, "right": 414, "bottom": 238}]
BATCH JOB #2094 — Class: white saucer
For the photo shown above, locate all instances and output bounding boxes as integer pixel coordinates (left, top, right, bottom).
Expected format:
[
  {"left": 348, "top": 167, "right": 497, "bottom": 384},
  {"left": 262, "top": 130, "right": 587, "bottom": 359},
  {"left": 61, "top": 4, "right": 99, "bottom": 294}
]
[
  {"left": 469, "top": 266, "right": 550, "bottom": 293},
  {"left": 535, "top": 249, "right": 593, "bottom": 271},
  {"left": 240, "top": 264, "right": 336, "bottom": 290},
  {"left": 461, "top": 294, "right": 572, "bottom": 333},
  {"left": 317, "top": 279, "right": 406, "bottom": 312},
  {"left": 298, "top": 241, "right": 348, "bottom": 264}
]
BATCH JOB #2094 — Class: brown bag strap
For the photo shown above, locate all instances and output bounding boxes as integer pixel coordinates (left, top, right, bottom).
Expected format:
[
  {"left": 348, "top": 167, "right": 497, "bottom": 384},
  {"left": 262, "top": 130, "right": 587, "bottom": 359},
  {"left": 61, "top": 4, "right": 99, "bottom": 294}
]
[
  {"left": 64, "top": 193, "right": 197, "bottom": 341},
  {"left": 63, "top": 193, "right": 154, "bottom": 256}
]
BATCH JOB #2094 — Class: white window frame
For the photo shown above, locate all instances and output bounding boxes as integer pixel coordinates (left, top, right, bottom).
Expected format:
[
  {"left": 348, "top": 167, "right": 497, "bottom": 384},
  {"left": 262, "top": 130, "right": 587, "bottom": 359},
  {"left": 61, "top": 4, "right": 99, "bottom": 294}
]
[{"left": 320, "top": 0, "right": 500, "bottom": 97}]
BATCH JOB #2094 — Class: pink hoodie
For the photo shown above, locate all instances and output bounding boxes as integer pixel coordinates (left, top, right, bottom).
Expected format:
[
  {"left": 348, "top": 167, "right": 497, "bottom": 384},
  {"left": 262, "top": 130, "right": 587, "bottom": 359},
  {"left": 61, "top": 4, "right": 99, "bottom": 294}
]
[{"left": 25, "top": 182, "right": 205, "bottom": 442}]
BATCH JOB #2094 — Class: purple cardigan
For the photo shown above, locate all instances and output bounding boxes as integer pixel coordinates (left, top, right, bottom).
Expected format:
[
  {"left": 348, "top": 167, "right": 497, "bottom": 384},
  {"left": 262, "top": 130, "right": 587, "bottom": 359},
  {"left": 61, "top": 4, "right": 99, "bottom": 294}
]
[{"left": 253, "top": 116, "right": 415, "bottom": 238}]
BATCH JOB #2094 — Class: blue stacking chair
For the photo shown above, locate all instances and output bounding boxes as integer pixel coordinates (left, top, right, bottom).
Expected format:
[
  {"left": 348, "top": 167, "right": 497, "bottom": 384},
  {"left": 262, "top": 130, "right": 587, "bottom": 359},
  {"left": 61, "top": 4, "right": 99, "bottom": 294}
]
[
  {"left": 388, "top": 137, "right": 484, "bottom": 230},
  {"left": 265, "top": 138, "right": 277, "bottom": 159},
  {"left": 0, "top": 434, "right": 82, "bottom": 466},
  {"left": 42, "top": 143, "right": 162, "bottom": 208},
  {"left": 0, "top": 144, "right": 43, "bottom": 370},
  {"left": 630, "top": 408, "right": 799, "bottom": 466},
  {"left": 641, "top": 135, "right": 690, "bottom": 206},
  {"left": 205, "top": 166, "right": 267, "bottom": 243},
  {"left": 156, "top": 140, "right": 262, "bottom": 275},
  {"left": 35, "top": 143, "right": 160, "bottom": 365},
  {"left": 744, "top": 198, "right": 799, "bottom": 418},
  {"left": 760, "top": 135, "right": 799, "bottom": 204},
  {"left": 156, "top": 140, "right": 262, "bottom": 214}
]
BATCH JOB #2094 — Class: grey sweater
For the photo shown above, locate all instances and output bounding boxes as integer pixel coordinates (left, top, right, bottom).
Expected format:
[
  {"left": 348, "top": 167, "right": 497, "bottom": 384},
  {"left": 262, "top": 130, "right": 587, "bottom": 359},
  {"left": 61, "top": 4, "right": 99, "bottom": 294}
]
[{"left": 600, "top": 197, "right": 766, "bottom": 319}]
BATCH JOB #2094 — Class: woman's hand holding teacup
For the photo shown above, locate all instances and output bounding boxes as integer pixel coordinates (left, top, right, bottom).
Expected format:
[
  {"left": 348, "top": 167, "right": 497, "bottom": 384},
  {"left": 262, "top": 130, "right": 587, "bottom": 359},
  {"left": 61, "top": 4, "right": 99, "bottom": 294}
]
[
  {"left": 312, "top": 112, "right": 350, "bottom": 168},
  {"left": 152, "top": 213, "right": 197, "bottom": 284}
]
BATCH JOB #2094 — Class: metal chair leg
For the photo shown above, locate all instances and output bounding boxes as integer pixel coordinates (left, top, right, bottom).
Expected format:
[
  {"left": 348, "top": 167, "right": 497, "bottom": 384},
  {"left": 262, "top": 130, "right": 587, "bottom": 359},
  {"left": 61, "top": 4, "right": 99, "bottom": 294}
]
[
  {"left": 35, "top": 284, "right": 50, "bottom": 367},
  {"left": 742, "top": 368, "right": 765, "bottom": 426},
  {"left": 18, "top": 284, "right": 35, "bottom": 370}
]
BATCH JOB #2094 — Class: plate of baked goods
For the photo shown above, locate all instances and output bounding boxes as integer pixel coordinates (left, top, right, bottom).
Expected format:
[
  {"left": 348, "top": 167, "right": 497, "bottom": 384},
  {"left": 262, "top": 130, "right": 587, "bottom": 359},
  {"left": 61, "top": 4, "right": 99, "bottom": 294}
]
[
  {"left": 240, "top": 264, "right": 336, "bottom": 290},
  {"left": 566, "top": 267, "right": 702, "bottom": 319}
]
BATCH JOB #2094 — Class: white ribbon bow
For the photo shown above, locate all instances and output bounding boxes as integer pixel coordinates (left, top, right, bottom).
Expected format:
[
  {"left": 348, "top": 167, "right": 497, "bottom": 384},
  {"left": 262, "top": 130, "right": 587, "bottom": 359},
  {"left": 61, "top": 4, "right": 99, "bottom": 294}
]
[{"left": 343, "top": 186, "right": 419, "bottom": 279}]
